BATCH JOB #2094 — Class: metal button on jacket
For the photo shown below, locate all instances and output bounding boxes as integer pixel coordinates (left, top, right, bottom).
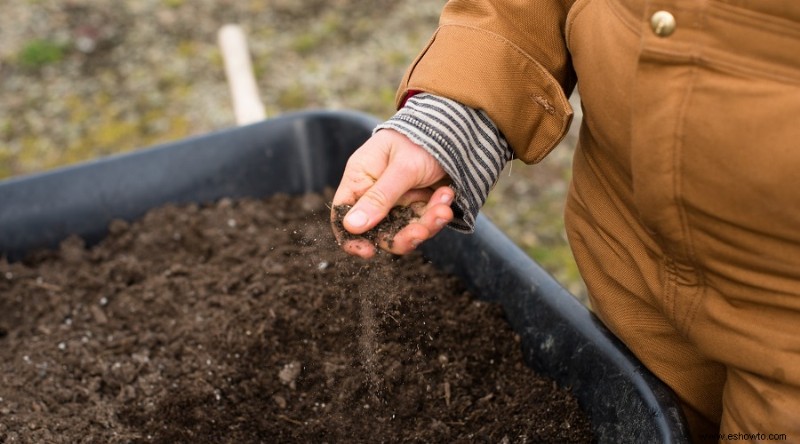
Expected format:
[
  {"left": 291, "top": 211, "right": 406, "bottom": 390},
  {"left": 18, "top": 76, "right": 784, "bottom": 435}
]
[{"left": 650, "top": 10, "right": 676, "bottom": 37}]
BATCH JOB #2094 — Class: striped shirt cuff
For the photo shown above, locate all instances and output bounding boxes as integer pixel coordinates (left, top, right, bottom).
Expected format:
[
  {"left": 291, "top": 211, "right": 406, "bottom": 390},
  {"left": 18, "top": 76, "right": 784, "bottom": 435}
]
[{"left": 375, "top": 93, "right": 512, "bottom": 233}]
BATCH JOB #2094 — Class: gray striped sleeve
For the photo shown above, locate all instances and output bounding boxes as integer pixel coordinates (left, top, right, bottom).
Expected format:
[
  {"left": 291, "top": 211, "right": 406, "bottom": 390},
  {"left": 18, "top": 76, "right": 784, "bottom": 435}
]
[{"left": 374, "top": 93, "right": 512, "bottom": 233}]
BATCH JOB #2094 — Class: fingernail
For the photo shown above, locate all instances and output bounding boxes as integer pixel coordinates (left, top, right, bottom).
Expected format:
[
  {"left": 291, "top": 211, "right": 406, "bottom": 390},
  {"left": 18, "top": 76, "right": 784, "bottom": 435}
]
[
  {"left": 440, "top": 193, "right": 453, "bottom": 205},
  {"left": 435, "top": 218, "right": 446, "bottom": 227},
  {"left": 345, "top": 209, "right": 368, "bottom": 228},
  {"left": 411, "top": 238, "right": 422, "bottom": 248}
]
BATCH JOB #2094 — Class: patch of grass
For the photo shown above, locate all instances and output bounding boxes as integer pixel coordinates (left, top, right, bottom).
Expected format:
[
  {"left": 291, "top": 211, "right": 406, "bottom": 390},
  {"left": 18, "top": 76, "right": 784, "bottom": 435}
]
[
  {"left": 0, "top": 89, "right": 196, "bottom": 180},
  {"left": 1, "top": 119, "right": 11, "bottom": 140},
  {"left": 277, "top": 83, "right": 310, "bottom": 109},
  {"left": 378, "top": 86, "right": 398, "bottom": 108},
  {"left": 319, "top": 12, "right": 344, "bottom": 37},
  {"left": 385, "top": 50, "right": 413, "bottom": 68},
  {"left": 209, "top": 47, "right": 224, "bottom": 70},
  {"left": 0, "top": 146, "right": 14, "bottom": 178},
  {"left": 527, "top": 242, "right": 585, "bottom": 297},
  {"left": 177, "top": 40, "right": 196, "bottom": 58},
  {"left": 163, "top": 0, "right": 186, "bottom": 8},
  {"left": 18, "top": 39, "right": 66, "bottom": 69},
  {"left": 16, "top": 134, "right": 57, "bottom": 174},
  {"left": 289, "top": 12, "right": 346, "bottom": 55},
  {"left": 291, "top": 33, "right": 319, "bottom": 55}
]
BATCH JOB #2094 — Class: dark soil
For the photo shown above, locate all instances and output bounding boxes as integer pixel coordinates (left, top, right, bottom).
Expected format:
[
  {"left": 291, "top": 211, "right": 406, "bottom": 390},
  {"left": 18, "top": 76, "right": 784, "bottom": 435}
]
[
  {"left": 0, "top": 193, "right": 593, "bottom": 443},
  {"left": 332, "top": 204, "right": 418, "bottom": 248}
]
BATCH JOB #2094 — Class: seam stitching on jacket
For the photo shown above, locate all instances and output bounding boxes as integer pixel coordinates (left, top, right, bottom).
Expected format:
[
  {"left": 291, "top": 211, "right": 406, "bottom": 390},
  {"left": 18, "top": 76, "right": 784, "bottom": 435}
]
[{"left": 435, "top": 23, "right": 572, "bottom": 117}]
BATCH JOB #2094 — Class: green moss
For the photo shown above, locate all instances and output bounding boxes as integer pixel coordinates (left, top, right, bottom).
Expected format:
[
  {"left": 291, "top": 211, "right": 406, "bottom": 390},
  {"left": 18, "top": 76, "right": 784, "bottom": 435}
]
[
  {"left": 291, "top": 33, "right": 319, "bottom": 55},
  {"left": 65, "top": 95, "right": 89, "bottom": 125},
  {"left": 385, "top": 50, "right": 413, "bottom": 68},
  {"left": 252, "top": 54, "right": 270, "bottom": 82},
  {"left": 163, "top": 0, "right": 186, "bottom": 8},
  {"left": 351, "top": 17, "right": 374, "bottom": 37},
  {"left": 379, "top": 86, "right": 397, "bottom": 106},
  {"left": 277, "top": 83, "right": 310, "bottom": 109},
  {"left": 1, "top": 119, "right": 11, "bottom": 140},
  {"left": 159, "top": 115, "right": 190, "bottom": 141},
  {"left": 320, "top": 13, "right": 344, "bottom": 37},
  {"left": 95, "top": 120, "right": 139, "bottom": 149},
  {"left": 290, "top": 12, "right": 345, "bottom": 55},
  {"left": 10, "top": 90, "right": 195, "bottom": 176},
  {"left": 16, "top": 135, "right": 54, "bottom": 173},
  {"left": 18, "top": 39, "right": 66, "bottom": 69},
  {"left": 177, "top": 40, "right": 196, "bottom": 58},
  {"left": 0, "top": 146, "right": 14, "bottom": 179},
  {"left": 209, "top": 47, "right": 224, "bottom": 70}
]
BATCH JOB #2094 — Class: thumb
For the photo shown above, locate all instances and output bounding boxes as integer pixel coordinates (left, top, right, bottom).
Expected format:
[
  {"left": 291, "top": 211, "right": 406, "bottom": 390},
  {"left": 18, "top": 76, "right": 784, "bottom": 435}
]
[{"left": 343, "top": 161, "right": 419, "bottom": 234}]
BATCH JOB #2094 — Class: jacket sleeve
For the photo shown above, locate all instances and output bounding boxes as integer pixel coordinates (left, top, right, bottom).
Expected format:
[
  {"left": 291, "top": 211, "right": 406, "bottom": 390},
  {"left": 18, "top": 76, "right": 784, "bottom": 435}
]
[
  {"left": 396, "top": 0, "right": 576, "bottom": 163},
  {"left": 376, "top": 93, "right": 512, "bottom": 233}
]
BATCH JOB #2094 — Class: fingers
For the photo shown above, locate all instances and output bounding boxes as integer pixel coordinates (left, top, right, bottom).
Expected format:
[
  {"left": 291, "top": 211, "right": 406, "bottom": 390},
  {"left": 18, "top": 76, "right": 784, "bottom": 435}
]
[
  {"left": 378, "top": 186, "right": 455, "bottom": 255},
  {"left": 332, "top": 129, "right": 448, "bottom": 234},
  {"left": 341, "top": 238, "right": 379, "bottom": 259},
  {"left": 330, "top": 129, "right": 454, "bottom": 259},
  {"left": 334, "top": 186, "right": 455, "bottom": 259},
  {"left": 340, "top": 159, "right": 421, "bottom": 235}
]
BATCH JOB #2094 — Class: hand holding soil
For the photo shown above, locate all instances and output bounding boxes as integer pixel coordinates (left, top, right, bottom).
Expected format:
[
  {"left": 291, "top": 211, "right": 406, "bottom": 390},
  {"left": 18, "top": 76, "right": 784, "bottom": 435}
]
[
  {"left": 332, "top": 200, "right": 454, "bottom": 256},
  {"left": 332, "top": 203, "right": 421, "bottom": 251},
  {"left": 331, "top": 129, "right": 455, "bottom": 258}
]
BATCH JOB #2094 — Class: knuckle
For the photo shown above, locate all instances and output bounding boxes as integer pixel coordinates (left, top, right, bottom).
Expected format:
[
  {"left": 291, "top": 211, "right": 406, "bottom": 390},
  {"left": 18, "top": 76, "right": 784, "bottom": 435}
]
[{"left": 362, "top": 187, "right": 391, "bottom": 209}]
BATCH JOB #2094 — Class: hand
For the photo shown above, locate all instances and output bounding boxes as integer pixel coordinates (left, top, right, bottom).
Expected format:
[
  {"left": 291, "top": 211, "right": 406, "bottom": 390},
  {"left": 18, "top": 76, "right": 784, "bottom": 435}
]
[{"left": 331, "top": 129, "right": 455, "bottom": 258}]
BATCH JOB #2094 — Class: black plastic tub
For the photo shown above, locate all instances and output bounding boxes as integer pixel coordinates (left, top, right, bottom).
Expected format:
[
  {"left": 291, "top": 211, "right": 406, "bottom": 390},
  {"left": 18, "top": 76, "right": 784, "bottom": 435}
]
[{"left": 0, "top": 110, "right": 689, "bottom": 442}]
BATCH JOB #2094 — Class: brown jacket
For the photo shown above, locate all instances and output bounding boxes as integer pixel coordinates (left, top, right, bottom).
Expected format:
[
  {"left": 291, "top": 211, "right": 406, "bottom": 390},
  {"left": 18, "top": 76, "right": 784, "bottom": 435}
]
[
  {"left": 397, "top": 0, "right": 577, "bottom": 163},
  {"left": 397, "top": 0, "right": 800, "bottom": 439}
]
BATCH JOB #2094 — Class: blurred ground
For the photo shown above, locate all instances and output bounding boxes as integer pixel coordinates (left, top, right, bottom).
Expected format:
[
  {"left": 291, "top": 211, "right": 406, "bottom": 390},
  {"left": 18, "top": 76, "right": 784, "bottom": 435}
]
[{"left": 0, "top": 0, "right": 587, "bottom": 303}]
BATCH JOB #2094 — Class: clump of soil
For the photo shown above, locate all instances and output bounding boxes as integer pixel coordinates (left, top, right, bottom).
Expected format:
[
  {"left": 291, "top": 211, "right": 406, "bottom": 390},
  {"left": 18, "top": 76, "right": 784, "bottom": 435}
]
[
  {"left": 0, "top": 193, "right": 593, "bottom": 443},
  {"left": 332, "top": 204, "right": 417, "bottom": 248}
]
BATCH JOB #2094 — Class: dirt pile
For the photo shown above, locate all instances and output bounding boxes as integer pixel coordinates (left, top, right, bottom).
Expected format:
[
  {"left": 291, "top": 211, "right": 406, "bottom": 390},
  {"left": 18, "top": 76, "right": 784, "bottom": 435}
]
[{"left": 0, "top": 193, "right": 592, "bottom": 443}]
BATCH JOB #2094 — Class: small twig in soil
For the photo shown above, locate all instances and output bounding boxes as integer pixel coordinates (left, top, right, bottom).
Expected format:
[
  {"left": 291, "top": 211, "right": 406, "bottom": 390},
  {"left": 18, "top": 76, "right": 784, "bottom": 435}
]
[
  {"left": 277, "top": 414, "right": 304, "bottom": 426},
  {"left": 35, "top": 281, "right": 62, "bottom": 292},
  {"left": 385, "top": 312, "right": 400, "bottom": 325}
]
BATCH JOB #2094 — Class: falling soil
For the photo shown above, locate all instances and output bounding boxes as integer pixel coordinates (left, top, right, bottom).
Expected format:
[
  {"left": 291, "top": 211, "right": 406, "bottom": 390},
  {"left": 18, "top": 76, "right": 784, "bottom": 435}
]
[{"left": 0, "top": 193, "right": 593, "bottom": 443}]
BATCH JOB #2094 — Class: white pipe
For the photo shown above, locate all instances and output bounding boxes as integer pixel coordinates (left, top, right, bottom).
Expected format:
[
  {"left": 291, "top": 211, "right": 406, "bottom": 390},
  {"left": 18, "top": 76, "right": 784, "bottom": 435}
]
[{"left": 218, "top": 24, "right": 266, "bottom": 125}]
